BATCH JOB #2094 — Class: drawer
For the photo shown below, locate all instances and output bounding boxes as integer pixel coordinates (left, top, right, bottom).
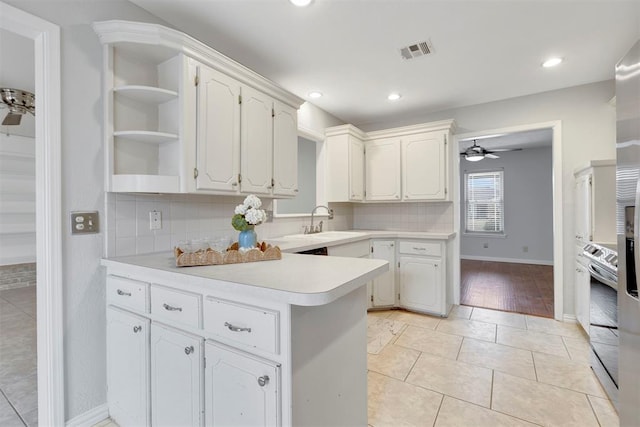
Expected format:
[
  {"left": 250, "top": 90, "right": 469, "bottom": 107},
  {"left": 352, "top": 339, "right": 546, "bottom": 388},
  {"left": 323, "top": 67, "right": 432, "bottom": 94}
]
[
  {"left": 399, "top": 241, "right": 441, "bottom": 257},
  {"left": 150, "top": 284, "right": 201, "bottom": 328},
  {"left": 106, "top": 275, "right": 148, "bottom": 312},
  {"left": 327, "top": 240, "right": 370, "bottom": 258},
  {"left": 203, "top": 297, "right": 279, "bottom": 354}
]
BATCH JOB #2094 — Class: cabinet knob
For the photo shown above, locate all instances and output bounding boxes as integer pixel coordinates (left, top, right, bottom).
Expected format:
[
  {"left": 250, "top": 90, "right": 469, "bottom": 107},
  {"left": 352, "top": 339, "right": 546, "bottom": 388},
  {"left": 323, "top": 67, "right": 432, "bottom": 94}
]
[
  {"left": 184, "top": 345, "right": 194, "bottom": 355},
  {"left": 117, "top": 289, "right": 131, "bottom": 297},
  {"left": 257, "top": 375, "right": 269, "bottom": 387},
  {"left": 133, "top": 325, "right": 142, "bottom": 333},
  {"left": 232, "top": 182, "right": 238, "bottom": 187}
]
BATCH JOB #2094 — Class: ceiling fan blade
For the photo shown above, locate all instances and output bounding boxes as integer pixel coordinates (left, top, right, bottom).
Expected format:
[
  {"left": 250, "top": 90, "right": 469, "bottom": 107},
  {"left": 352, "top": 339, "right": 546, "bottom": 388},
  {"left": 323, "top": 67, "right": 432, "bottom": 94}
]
[
  {"left": 487, "top": 148, "right": 523, "bottom": 152},
  {"left": 485, "top": 153, "right": 500, "bottom": 159},
  {"left": 2, "top": 112, "right": 22, "bottom": 126}
]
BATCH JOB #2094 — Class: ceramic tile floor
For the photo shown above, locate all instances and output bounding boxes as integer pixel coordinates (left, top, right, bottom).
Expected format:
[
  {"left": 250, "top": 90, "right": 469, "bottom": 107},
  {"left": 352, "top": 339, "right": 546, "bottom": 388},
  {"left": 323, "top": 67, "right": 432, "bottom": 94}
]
[
  {"left": 97, "top": 305, "right": 619, "bottom": 427},
  {"left": 367, "top": 306, "right": 619, "bottom": 427},
  {"left": 0, "top": 286, "right": 37, "bottom": 427}
]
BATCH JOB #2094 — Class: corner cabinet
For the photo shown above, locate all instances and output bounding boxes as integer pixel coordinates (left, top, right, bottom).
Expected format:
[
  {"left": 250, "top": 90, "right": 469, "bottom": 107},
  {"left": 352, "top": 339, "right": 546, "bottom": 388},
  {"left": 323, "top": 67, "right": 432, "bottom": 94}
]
[{"left": 93, "top": 20, "right": 304, "bottom": 195}]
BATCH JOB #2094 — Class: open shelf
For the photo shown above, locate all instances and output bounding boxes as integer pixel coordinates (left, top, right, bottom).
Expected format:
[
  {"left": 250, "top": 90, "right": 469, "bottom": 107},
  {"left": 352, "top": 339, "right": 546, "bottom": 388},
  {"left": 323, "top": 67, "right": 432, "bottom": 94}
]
[
  {"left": 113, "top": 131, "right": 178, "bottom": 144},
  {"left": 111, "top": 174, "right": 180, "bottom": 193},
  {"left": 114, "top": 85, "right": 178, "bottom": 104}
]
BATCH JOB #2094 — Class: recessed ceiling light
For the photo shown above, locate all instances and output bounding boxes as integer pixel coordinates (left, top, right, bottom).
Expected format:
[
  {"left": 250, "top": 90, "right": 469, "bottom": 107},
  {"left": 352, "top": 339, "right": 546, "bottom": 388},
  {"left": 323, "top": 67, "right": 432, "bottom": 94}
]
[
  {"left": 542, "top": 57, "right": 563, "bottom": 68},
  {"left": 290, "top": 0, "right": 312, "bottom": 7},
  {"left": 308, "top": 91, "right": 323, "bottom": 99},
  {"left": 388, "top": 93, "right": 402, "bottom": 101}
]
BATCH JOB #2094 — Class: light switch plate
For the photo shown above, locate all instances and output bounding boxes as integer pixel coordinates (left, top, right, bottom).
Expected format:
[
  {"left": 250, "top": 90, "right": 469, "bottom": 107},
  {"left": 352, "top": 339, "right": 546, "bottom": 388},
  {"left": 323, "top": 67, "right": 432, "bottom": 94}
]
[{"left": 71, "top": 211, "right": 99, "bottom": 234}]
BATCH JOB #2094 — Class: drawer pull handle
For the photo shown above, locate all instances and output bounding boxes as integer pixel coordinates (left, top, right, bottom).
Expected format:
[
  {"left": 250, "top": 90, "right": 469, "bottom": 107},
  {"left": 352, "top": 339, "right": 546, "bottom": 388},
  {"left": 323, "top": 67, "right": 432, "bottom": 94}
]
[
  {"left": 413, "top": 247, "right": 427, "bottom": 251},
  {"left": 133, "top": 325, "right": 142, "bottom": 333},
  {"left": 257, "top": 375, "right": 269, "bottom": 387},
  {"left": 224, "top": 322, "right": 251, "bottom": 333},
  {"left": 117, "top": 289, "right": 131, "bottom": 296},
  {"left": 163, "top": 303, "right": 183, "bottom": 312},
  {"left": 184, "top": 345, "right": 194, "bottom": 355}
]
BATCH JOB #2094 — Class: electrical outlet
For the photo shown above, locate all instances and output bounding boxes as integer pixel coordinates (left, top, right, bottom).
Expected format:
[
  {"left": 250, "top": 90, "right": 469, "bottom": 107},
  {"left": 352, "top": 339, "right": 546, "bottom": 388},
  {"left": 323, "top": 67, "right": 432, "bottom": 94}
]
[
  {"left": 523, "top": 246, "right": 529, "bottom": 253},
  {"left": 483, "top": 242, "right": 489, "bottom": 249},
  {"left": 265, "top": 210, "right": 273, "bottom": 223},
  {"left": 71, "top": 211, "right": 99, "bottom": 234},
  {"left": 149, "top": 210, "right": 162, "bottom": 230}
]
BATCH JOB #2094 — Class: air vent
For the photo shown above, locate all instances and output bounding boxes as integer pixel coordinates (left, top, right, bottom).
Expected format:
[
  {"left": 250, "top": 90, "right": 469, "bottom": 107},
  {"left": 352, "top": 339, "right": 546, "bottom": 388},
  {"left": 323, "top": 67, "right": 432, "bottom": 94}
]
[{"left": 399, "top": 40, "right": 434, "bottom": 60}]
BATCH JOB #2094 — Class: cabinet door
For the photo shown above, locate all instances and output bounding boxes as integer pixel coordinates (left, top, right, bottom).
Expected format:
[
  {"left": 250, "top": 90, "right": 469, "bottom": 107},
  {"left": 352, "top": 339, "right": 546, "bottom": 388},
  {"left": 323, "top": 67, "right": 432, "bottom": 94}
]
[
  {"left": 273, "top": 101, "right": 298, "bottom": 197},
  {"left": 151, "top": 323, "right": 203, "bottom": 427},
  {"left": 575, "top": 262, "right": 591, "bottom": 334},
  {"left": 107, "top": 307, "right": 150, "bottom": 427},
  {"left": 399, "top": 256, "right": 443, "bottom": 315},
  {"left": 195, "top": 64, "right": 241, "bottom": 192},
  {"left": 349, "top": 136, "right": 365, "bottom": 201},
  {"left": 205, "top": 342, "right": 280, "bottom": 426},
  {"left": 366, "top": 138, "right": 401, "bottom": 201},
  {"left": 575, "top": 174, "right": 593, "bottom": 242},
  {"left": 241, "top": 86, "right": 273, "bottom": 195},
  {"left": 371, "top": 241, "right": 396, "bottom": 307},
  {"left": 402, "top": 131, "right": 447, "bottom": 200}
]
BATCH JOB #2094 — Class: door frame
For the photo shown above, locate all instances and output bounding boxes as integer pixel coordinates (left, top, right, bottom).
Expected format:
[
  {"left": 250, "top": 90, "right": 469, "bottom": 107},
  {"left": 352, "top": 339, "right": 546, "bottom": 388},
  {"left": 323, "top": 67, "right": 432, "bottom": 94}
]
[
  {"left": 452, "top": 121, "right": 563, "bottom": 320},
  {"left": 0, "top": 2, "right": 64, "bottom": 424}
]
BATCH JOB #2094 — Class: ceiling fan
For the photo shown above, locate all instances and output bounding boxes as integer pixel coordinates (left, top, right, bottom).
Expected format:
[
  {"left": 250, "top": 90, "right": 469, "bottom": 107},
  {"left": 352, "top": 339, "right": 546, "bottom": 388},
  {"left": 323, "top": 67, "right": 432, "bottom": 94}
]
[
  {"left": 0, "top": 88, "right": 35, "bottom": 126},
  {"left": 460, "top": 140, "right": 522, "bottom": 162}
]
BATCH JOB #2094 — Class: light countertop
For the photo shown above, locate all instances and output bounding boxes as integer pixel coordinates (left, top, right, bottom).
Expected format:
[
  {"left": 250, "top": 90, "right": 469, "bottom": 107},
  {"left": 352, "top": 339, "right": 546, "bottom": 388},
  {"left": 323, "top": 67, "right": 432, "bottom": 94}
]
[
  {"left": 268, "top": 230, "right": 455, "bottom": 253},
  {"left": 102, "top": 252, "right": 388, "bottom": 306}
]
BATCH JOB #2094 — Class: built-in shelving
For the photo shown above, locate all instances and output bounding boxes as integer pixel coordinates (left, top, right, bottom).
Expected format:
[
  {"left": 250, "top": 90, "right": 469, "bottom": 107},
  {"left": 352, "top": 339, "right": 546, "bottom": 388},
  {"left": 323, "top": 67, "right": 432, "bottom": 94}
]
[
  {"left": 113, "top": 131, "right": 178, "bottom": 144},
  {"left": 113, "top": 85, "right": 178, "bottom": 104}
]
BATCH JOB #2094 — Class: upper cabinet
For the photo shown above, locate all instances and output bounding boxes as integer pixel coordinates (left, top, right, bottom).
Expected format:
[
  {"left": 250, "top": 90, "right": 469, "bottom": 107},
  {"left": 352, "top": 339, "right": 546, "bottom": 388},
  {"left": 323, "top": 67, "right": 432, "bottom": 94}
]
[
  {"left": 93, "top": 20, "right": 304, "bottom": 195},
  {"left": 325, "top": 125, "right": 366, "bottom": 202},
  {"left": 573, "top": 160, "right": 616, "bottom": 244},
  {"left": 326, "top": 120, "right": 454, "bottom": 203}
]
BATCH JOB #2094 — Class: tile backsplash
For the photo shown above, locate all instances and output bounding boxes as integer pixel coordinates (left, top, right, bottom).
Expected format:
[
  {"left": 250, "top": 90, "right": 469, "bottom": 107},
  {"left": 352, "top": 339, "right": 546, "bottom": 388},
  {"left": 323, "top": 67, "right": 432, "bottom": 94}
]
[
  {"left": 105, "top": 193, "right": 354, "bottom": 257},
  {"left": 352, "top": 202, "right": 453, "bottom": 232},
  {"left": 106, "top": 194, "right": 453, "bottom": 257}
]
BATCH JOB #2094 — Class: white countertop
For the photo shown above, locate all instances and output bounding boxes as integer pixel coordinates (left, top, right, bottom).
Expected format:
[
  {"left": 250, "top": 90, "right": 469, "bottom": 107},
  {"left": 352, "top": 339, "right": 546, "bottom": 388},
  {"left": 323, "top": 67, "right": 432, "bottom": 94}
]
[
  {"left": 102, "top": 252, "right": 388, "bottom": 307},
  {"left": 267, "top": 230, "right": 455, "bottom": 253}
]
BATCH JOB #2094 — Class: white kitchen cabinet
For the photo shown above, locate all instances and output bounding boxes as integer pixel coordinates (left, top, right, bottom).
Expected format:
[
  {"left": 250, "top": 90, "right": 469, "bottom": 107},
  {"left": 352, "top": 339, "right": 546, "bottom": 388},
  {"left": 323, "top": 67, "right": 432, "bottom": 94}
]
[
  {"left": 325, "top": 125, "right": 366, "bottom": 202},
  {"left": 573, "top": 160, "right": 616, "bottom": 244},
  {"left": 397, "top": 240, "right": 448, "bottom": 316},
  {"left": 205, "top": 342, "right": 280, "bottom": 426},
  {"left": 94, "top": 20, "right": 303, "bottom": 194},
  {"left": 106, "top": 307, "right": 150, "bottom": 427},
  {"left": 575, "top": 255, "right": 591, "bottom": 334},
  {"left": 402, "top": 131, "right": 447, "bottom": 200},
  {"left": 194, "top": 62, "right": 241, "bottom": 192},
  {"left": 273, "top": 101, "right": 299, "bottom": 197},
  {"left": 151, "top": 323, "right": 203, "bottom": 427},
  {"left": 365, "top": 138, "right": 402, "bottom": 201},
  {"left": 371, "top": 240, "right": 396, "bottom": 307}
]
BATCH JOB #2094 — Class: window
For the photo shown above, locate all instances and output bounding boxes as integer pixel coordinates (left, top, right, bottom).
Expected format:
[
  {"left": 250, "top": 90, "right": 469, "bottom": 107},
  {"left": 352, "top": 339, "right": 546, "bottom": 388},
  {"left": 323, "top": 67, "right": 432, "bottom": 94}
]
[{"left": 465, "top": 170, "right": 504, "bottom": 234}]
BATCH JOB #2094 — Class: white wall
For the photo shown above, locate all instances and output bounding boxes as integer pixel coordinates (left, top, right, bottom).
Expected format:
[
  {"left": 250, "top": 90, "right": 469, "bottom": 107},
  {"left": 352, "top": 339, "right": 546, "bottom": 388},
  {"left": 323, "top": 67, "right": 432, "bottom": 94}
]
[
  {"left": 460, "top": 147, "right": 553, "bottom": 264},
  {"left": 360, "top": 80, "right": 617, "bottom": 317}
]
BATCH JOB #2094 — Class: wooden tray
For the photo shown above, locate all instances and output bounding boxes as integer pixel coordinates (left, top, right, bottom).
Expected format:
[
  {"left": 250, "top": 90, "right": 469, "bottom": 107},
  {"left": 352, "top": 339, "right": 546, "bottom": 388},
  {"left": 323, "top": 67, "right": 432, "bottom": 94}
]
[{"left": 174, "top": 242, "right": 281, "bottom": 267}]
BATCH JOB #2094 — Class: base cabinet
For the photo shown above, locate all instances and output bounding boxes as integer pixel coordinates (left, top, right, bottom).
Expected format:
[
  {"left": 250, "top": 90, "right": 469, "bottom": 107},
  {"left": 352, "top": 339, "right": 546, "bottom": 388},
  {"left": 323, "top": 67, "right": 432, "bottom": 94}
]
[
  {"left": 107, "top": 307, "right": 150, "bottom": 427},
  {"left": 205, "top": 342, "right": 280, "bottom": 426},
  {"left": 151, "top": 323, "right": 203, "bottom": 427},
  {"left": 399, "top": 256, "right": 442, "bottom": 314},
  {"left": 371, "top": 240, "right": 396, "bottom": 307}
]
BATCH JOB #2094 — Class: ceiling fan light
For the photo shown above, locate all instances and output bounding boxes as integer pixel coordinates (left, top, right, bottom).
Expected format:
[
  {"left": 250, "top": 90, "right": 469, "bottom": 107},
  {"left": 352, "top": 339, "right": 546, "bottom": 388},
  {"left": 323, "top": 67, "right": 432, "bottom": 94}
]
[{"left": 465, "top": 153, "right": 484, "bottom": 162}]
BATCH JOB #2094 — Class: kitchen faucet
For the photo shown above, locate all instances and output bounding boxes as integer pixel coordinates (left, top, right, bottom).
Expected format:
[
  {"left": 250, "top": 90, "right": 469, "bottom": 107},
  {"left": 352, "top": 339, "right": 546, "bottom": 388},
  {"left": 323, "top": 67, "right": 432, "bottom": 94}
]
[{"left": 305, "top": 205, "right": 334, "bottom": 234}]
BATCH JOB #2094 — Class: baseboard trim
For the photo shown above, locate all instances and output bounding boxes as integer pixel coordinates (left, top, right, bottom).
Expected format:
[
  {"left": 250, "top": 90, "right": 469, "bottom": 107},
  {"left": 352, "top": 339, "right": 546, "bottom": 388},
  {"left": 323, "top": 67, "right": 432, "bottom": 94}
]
[
  {"left": 460, "top": 255, "right": 554, "bottom": 266},
  {"left": 563, "top": 314, "right": 577, "bottom": 323},
  {"left": 66, "top": 404, "right": 109, "bottom": 427}
]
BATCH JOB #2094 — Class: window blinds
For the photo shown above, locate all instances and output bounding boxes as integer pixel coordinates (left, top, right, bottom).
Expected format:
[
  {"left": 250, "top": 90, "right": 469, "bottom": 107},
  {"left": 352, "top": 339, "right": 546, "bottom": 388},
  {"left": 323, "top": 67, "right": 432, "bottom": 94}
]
[{"left": 465, "top": 170, "right": 504, "bottom": 233}]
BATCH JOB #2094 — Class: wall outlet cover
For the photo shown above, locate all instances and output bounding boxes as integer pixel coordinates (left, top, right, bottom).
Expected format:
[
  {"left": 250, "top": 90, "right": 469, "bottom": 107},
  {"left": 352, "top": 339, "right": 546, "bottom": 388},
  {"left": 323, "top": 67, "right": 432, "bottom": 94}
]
[{"left": 149, "top": 210, "right": 162, "bottom": 230}]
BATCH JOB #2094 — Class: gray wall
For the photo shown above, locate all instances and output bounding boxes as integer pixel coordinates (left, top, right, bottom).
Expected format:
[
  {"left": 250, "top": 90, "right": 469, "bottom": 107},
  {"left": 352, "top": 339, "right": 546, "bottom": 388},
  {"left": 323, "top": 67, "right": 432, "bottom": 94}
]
[{"left": 460, "top": 147, "right": 553, "bottom": 264}]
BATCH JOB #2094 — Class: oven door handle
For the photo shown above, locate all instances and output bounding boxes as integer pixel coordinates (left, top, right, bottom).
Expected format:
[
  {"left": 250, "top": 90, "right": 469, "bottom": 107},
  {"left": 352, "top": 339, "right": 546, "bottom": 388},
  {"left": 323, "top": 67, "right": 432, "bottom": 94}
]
[{"left": 588, "top": 263, "right": 618, "bottom": 288}]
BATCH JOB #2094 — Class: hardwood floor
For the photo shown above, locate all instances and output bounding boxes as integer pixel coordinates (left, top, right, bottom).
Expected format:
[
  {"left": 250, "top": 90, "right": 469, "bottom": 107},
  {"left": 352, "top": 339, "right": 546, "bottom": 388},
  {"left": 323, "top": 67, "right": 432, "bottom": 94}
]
[{"left": 460, "top": 259, "right": 554, "bottom": 318}]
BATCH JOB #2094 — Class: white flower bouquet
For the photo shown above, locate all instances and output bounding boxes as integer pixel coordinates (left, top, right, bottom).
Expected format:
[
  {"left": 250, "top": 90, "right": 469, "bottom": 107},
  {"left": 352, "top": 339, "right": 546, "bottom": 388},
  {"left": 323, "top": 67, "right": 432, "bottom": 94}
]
[{"left": 232, "top": 195, "right": 267, "bottom": 231}]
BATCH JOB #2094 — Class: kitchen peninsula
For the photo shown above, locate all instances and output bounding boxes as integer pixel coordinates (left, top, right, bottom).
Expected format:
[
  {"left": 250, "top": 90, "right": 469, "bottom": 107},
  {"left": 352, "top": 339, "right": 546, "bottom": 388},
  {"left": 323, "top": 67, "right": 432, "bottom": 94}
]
[{"left": 102, "top": 251, "right": 387, "bottom": 426}]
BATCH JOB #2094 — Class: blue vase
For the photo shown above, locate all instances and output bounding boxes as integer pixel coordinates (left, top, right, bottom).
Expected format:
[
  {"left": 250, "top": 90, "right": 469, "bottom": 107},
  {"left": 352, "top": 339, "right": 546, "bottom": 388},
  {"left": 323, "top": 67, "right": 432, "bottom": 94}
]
[{"left": 238, "top": 228, "right": 257, "bottom": 249}]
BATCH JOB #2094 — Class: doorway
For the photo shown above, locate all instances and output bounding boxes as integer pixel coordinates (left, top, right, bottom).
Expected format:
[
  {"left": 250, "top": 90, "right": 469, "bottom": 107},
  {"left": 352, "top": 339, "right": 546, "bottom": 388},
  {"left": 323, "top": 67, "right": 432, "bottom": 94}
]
[
  {"left": 0, "top": 2, "right": 63, "bottom": 425},
  {"left": 452, "top": 121, "right": 563, "bottom": 320}
]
